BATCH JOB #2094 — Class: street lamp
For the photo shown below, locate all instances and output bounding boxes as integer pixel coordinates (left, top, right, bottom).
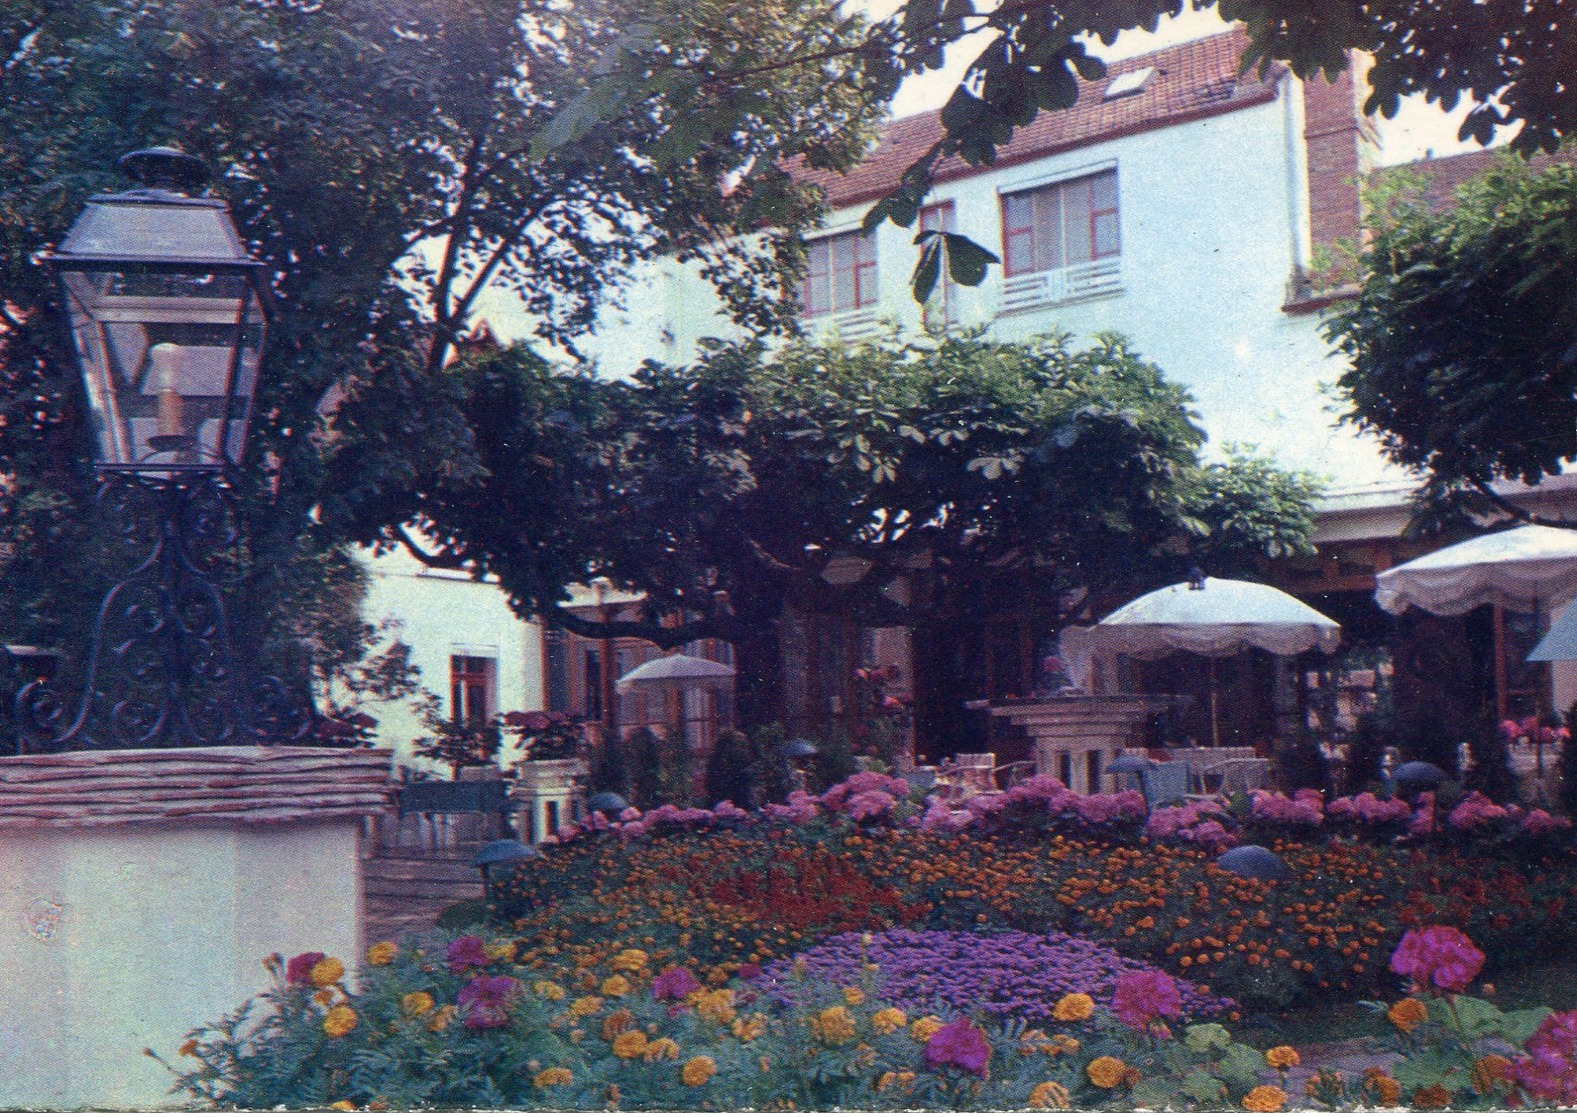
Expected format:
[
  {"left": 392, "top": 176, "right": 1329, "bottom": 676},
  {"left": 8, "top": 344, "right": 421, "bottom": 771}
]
[{"left": 13, "top": 148, "right": 306, "bottom": 752}]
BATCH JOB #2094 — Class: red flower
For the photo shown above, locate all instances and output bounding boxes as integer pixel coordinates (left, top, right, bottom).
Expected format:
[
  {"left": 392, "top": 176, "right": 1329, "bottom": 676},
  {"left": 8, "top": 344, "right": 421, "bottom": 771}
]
[
  {"left": 285, "top": 952, "right": 326, "bottom": 985},
  {"left": 923, "top": 1019, "right": 993, "bottom": 1075},
  {"left": 1111, "top": 969, "right": 1182, "bottom": 1028},
  {"left": 1390, "top": 925, "right": 1484, "bottom": 994},
  {"left": 458, "top": 976, "right": 521, "bottom": 1030}
]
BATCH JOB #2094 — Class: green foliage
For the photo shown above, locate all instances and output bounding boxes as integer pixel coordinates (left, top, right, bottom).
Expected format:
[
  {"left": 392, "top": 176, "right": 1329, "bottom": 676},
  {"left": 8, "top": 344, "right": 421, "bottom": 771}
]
[
  {"left": 704, "top": 728, "right": 761, "bottom": 808},
  {"left": 625, "top": 726, "right": 693, "bottom": 809},
  {"left": 1330, "top": 154, "right": 1577, "bottom": 528}
]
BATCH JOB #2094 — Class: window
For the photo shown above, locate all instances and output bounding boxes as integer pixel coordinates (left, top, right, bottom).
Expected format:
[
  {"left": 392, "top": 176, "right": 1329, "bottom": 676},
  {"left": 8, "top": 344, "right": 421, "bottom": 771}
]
[
  {"left": 449, "top": 655, "right": 496, "bottom": 724},
  {"left": 919, "top": 202, "right": 957, "bottom": 327},
  {"left": 1001, "top": 170, "right": 1119, "bottom": 277},
  {"left": 800, "top": 229, "right": 877, "bottom": 317}
]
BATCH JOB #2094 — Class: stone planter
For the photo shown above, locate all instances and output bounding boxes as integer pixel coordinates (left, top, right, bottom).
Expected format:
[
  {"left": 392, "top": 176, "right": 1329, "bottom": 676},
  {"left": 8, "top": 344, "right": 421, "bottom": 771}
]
[{"left": 510, "top": 758, "right": 589, "bottom": 842}]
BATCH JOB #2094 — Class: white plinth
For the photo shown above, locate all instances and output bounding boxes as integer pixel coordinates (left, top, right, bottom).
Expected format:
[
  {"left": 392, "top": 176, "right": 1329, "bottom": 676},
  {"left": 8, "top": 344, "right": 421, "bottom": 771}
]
[{"left": 0, "top": 746, "right": 392, "bottom": 1109}]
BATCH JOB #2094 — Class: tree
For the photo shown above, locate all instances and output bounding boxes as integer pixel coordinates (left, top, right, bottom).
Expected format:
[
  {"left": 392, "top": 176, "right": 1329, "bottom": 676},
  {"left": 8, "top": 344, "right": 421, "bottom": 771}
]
[
  {"left": 1328, "top": 154, "right": 1577, "bottom": 529},
  {"left": 387, "top": 331, "right": 1318, "bottom": 739},
  {"left": 0, "top": 0, "right": 880, "bottom": 688},
  {"left": 541, "top": 0, "right": 1575, "bottom": 298}
]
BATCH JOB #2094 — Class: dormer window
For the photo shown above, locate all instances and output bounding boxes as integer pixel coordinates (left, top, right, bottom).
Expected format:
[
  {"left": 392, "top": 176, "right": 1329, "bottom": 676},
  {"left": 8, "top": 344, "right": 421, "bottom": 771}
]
[
  {"left": 1103, "top": 66, "right": 1155, "bottom": 100},
  {"left": 800, "top": 229, "right": 877, "bottom": 317}
]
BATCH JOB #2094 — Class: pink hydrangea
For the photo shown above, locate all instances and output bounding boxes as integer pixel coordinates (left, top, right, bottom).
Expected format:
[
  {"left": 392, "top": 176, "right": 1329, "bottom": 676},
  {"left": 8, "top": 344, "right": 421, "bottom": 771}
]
[
  {"left": 1002, "top": 774, "right": 1076, "bottom": 813},
  {"left": 1074, "top": 790, "right": 1144, "bottom": 825},
  {"left": 1520, "top": 808, "right": 1568, "bottom": 837},
  {"left": 652, "top": 965, "right": 703, "bottom": 1001},
  {"left": 618, "top": 806, "right": 642, "bottom": 822},
  {"left": 847, "top": 790, "right": 898, "bottom": 822},
  {"left": 1250, "top": 790, "right": 1323, "bottom": 826},
  {"left": 763, "top": 790, "right": 821, "bottom": 825},
  {"left": 1447, "top": 791, "right": 1510, "bottom": 830},
  {"left": 712, "top": 800, "right": 751, "bottom": 824},
  {"left": 555, "top": 821, "right": 583, "bottom": 842},
  {"left": 1111, "top": 969, "right": 1182, "bottom": 1028},
  {"left": 918, "top": 798, "right": 973, "bottom": 832},
  {"left": 820, "top": 771, "right": 909, "bottom": 812},
  {"left": 1145, "top": 800, "right": 1231, "bottom": 843},
  {"left": 1390, "top": 925, "right": 1485, "bottom": 994},
  {"left": 617, "top": 819, "right": 649, "bottom": 839},
  {"left": 923, "top": 1019, "right": 993, "bottom": 1075},
  {"left": 1409, "top": 792, "right": 1437, "bottom": 835}
]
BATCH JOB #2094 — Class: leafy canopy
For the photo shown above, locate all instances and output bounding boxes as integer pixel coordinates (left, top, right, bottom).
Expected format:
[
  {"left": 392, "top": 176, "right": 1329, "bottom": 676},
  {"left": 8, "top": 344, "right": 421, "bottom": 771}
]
[{"left": 1328, "top": 153, "right": 1577, "bottom": 529}]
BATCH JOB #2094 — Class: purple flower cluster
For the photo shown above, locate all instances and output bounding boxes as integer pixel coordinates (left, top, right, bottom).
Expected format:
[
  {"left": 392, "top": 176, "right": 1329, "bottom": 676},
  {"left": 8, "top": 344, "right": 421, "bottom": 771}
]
[
  {"left": 1507, "top": 1009, "right": 1577, "bottom": 1105},
  {"left": 1390, "top": 925, "right": 1485, "bottom": 994},
  {"left": 1326, "top": 791, "right": 1411, "bottom": 826},
  {"left": 1145, "top": 799, "right": 1234, "bottom": 849},
  {"left": 758, "top": 928, "right": 1234, "bottom": 1022},
  {"left": 1249, "top": 789, "right": 1324, "bottom": 827}
]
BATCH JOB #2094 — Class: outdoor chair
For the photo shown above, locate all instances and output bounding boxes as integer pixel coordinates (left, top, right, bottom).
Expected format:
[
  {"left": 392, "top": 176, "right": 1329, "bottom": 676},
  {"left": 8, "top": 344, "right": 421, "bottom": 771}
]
[
  {"left": 1192, "top": 757, "right": 1271, "bottom": 796},
  {"left": 1138, "top": 760, "right": 1192, "bottom": 809}
]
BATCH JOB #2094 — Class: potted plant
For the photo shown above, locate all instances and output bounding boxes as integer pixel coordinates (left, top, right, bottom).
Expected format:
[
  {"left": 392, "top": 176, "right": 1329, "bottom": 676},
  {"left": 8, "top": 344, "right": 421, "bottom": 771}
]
[{"left": 508, "top": 711, "right": 590, "bottom": 792}]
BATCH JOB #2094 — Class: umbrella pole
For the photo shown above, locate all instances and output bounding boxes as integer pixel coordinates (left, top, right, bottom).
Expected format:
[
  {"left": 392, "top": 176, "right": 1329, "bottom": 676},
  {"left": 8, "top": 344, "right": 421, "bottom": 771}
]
[{"left": 1209, "top": 657, "right": 1220, "bottom": 750}]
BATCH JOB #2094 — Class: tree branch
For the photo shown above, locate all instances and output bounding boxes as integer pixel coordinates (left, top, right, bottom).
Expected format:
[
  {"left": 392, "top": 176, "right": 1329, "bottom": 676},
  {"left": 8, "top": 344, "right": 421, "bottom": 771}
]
[
  {"left": 1469, "top": 478, "right": 1577, "bottom": 529},
  {"left": 396, "top": 525, "right": 469, "bottom": 570}
]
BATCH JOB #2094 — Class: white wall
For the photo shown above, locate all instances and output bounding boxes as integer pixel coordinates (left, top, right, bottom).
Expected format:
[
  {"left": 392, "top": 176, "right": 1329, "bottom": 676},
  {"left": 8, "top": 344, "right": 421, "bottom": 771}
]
[
  {"left": 352, "top": 547, "right": 546, "bottom": 771},
  {"left": 581, "top": 78, "right": 1402, "bottom": 490}
]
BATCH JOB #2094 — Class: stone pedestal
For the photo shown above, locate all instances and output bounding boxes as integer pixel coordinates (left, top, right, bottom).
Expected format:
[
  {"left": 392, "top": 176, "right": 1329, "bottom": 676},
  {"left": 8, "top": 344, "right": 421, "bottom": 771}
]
[
  {"left": 512, "top": 758, "right": 588, "bottom": 842},
  {"left": 0, "top": 745, "right": 392, "bottom": 1109},
  {"left": 987, "top": 696, "right": 1179, "bottom": 793}
]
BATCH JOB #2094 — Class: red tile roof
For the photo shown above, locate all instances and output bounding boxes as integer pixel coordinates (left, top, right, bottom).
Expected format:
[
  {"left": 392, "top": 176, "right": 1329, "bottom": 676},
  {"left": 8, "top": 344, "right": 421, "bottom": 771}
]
[
  {"left": 796, "top": 28, "right": 1283, "bottom": 210},
  {"left": 1377, "top": 146, "right": 1571, "bottom": 211}
]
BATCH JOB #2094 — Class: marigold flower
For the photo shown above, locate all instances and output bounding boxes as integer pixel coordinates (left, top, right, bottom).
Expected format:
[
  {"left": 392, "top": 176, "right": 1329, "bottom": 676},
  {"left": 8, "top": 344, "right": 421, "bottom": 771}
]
[
  {"left": 842, "top": 986, "right": 865, "bottom": 1006},
  {"left": 1243, "top": 1085, "right": 1288, "bottom": 1112},
  {"left": 1052, "top": 1034, "right": 1081, "bottom": 1055},
  {"left": 1086, "top": 1056, "right": 1127, "bottom": 1088},
  {"left": 1265, "top": 1045, "right": 1300, "bottom": 1070},
  {"left": 612, "top": 1029, "right": 649, "bottom": 1058},
  {"left": 328, "top": 1101, "right": 354, "bottom": 1111},
  {"left": 533, "top": 980, "right": 566, "bottom": 1001},
  {"left": 1052, "top": 993, "right": 1094, "bottom": 1022},
  {"left": 365, "top": 941, "right": 398, "bottom": 966},
  {"left": 569, "top": 995, "right": 605, "bottom": 1018},
  {"left": 312, "top": 988, "right": 338, "bottom": 1007},
  {"left": 695, "top": 988, "right": 736, "bottom": 1026},
  {"left": 811, "top": 1005, "right": 857, "bottom": 1046},
  {"left": 309, "top": 957, "right": 345, "bottom": 988},
  {"left": 285, "top": 951, "right": 325, "bottom": 985},
  {"left": 323, "top": 1005, "right": 358, "bottom": 1038},
  {"left": 601, "top": 975, "right": 632, "bottom": 998},
  {"left": 680, "top": 1055, "right": 717, "bottom": 1087},
  {"left": 1412, "top": 1084, "right": 1452, "bottom": 1109},
  {"left": 871, "top": 1007, "right": 908, "bottom": 1035},
  {"left": 644, "top": 1037, "right": 681, "bottom": 1061},
  {"left": 484, "top": 940, "right": 516, "bottom": 964},
  {"left": 401, "top": 991, "right": 435, "bottom": 1016},
  {"left": 1367, "top": 1074, "right": 1401, "bottom": 1107},
  {"left": 877, "top": 1071, "right": 916, "bottom": 1093},
  {"left": 1387, "top": 997, "right": 1428, "bottom": 1033},
  {"left": 427, "top": 1004, "right": 456, "bottom": 1032},
  {"left": 533, "top": 1067, "right": 573, "bottom": 1089},
  {"left": 911, "top": 1015, "right": 945, "bottom": 1043},
  {"left": 611, "top": 948, "right": 649, "bottom": 972},
  {"left": 1472, "top": 1054, "right": 1512, "bottom": 1093},
  {"left": 1027, "top": 1081, "right": 1072, "bottom": 1110},
  {"left": 731, "top": 1016, "right": 769, "bottom": 1041},
  {"left": 601, "top": 1009, "right": 637, "bottom": 1041}
]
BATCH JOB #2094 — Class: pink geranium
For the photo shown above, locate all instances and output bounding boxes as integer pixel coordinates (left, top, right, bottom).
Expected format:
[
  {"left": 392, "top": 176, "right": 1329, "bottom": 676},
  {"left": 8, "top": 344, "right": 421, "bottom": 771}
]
[
  {"left": 1506, "top": 1010, "right": 1577, "bottom": 1105},
  {"left": 458, "top": 975, "right": 521, "bottom": 1029},
  {"left": 923, "top": 1019, "right": 993, "bottom": 1075},
  {"left": 1390, "top": 925, "right": 1485, "bottom": 994},
  {"left": 1520, "top": 808, "right": 1568, "bottom": 837},
  {"left": 1111, "top": 969, "right": 1182, "bottom": 1028},
  {"left": 1447, "top": 791, "right": 1510, "bottom": 830},
  {"left": 446, "top": 934, "right": 491, "bottom": 973}
]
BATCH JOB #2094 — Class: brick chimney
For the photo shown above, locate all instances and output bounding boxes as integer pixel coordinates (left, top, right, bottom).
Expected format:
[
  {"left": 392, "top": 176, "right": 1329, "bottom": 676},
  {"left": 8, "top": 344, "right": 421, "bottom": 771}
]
[{"left": 1302, "top": 53, "right": 1377, "bottom": 262}]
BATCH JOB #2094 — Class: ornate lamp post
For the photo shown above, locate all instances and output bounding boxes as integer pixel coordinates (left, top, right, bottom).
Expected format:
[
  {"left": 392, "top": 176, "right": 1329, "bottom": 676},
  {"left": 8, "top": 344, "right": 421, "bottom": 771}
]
[{"left": 14, "top": 147, "right": 307, "bottom": 751}]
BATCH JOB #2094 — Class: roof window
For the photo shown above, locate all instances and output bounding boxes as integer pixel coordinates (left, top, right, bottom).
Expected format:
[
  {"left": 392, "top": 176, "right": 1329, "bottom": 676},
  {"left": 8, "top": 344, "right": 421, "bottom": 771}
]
[{"left": 1103, "top": 66, "right": 1155, "bottom": 100}]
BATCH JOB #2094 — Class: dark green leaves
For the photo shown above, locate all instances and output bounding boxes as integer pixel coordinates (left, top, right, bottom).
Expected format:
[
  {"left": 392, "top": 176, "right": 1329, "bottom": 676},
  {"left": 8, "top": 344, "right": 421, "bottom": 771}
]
[{"left": 911, "top": 230, "right": 1001, "bottom": 301}]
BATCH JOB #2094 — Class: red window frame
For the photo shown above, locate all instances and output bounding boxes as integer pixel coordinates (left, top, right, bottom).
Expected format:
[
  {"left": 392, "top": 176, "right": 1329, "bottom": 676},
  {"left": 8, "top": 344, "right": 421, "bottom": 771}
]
[
  {"left": 800, "top": 229, "right": 878, "bottom": 317},
  {"left": 1000, "top": 170, "right": 1119, "bottom": 277},
  {"left": 919, "top": 201, "right": 957, "bottom": 325},
  {"left": 450, "top": 655, "right": 495, "bottom": 725}
]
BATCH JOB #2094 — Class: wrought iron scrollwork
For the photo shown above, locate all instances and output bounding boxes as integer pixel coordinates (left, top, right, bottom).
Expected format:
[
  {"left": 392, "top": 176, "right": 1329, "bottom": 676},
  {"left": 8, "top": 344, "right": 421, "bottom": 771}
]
[{"left": 12, "top": 470, "right": 312, "bottom": 752}]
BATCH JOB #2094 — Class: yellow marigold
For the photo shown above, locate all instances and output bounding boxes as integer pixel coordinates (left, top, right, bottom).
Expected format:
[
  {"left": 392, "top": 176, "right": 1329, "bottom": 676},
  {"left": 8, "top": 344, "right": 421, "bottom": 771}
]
[
  {"left": 328, "top": 1101, "right": 355, "bottom": 1111},
  {"left": 732, "top": 1014, "right": 767, "bottom": 1043},
  {"left": 1051, "top": 1033, "right": 1081, "bottom": 1055},
  {"left": 310, "top": 958, "right": 346, "bottom": 988},
  {"left": 1473, "top": 1054, "right": 1512, "bottom": 1093},
  {"left": 569, "top": 995, "right": 605, "bottom": 1018},
  {"left": 910, "top": 1015, "right": 945, "bottom": 1043},
  {"left": 401, "top": 992, "right": 435, "bottom": 1017},
  {"left": 1027, "top": 1081, "right": 1073, "bottom": 1110},
  {"left": 680, "top": 1056, "right": 717, "bottom": 1088},
  {"left": 810, "top": 1005, "right": 856, "bottom": 1046},
  {"left": 601, "top": 975, "right": 632, "bottom": 998},
  {"left": 312, "top": 988, "right": 338, "bottom": 1007},
  {"left": 842, "top": 986, "right": 865, "bottom": 1006},
  {"left": 485, "top": 940, "right": 516, "bottom": 964},
  {"left": 612, "top": 1029, "right": 649, "bottom": 1059},
  {"left": 696, "top": 989, "right": 737, "bottom": 1026},
  {"left": 1243, "top": 1085, "right": 1288, "bottom": 1112},
  {"left": 707, "top": 966, "right": 729, "bottom": 986},
  {"left": 1387, "top": 997, "right": 1428, "bottom": 1033},
  {"left": 877, "top": 1071, "right": 916, "bottom": 1093},
  {"left": 533, "top": 980, "right": 566, "bottom": 1002},
  {"left": 1086, "top": 1056, "right": 1127, "bottom": 1089},
  {"left": 871, "top": 1007, "right": 907, "bottom": 1035},
  {"left": 1052, "top": 993, "right": 1094, "bottom": 1022},
  {"left": 1413, "top": 1084, "right": 1452, "bottom": 1109},
  {"left": 365, "top": 941, "right": 398, "bottom": 966},
  {"left": 1265, "top": 1045, "right": 1301, "bottom": 1070},
  {"left": 428, "top": 1005, "right": 456, "bottom": 1032},
  {"left": 611, "top": 948, "right": 649, "bottom": 972},
  {"left": 322, "top": 1005, "right": 358, "bottom": 1038},
  {"left": 533, "top": 1067, "right": 573, "bottom": 1089},
  {"left": 644, "top": 1037, "right": 681, "bottom": 1062}
]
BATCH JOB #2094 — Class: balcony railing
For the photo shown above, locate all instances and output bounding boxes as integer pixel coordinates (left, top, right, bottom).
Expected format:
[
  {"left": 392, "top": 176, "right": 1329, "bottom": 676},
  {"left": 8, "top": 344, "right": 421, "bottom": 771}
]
[
  {"left": 805, "top": 305, "right": 884, "bottom": 341},
  {"left": 1000, "top": 257, "right": 1121, "bottom": 315}
]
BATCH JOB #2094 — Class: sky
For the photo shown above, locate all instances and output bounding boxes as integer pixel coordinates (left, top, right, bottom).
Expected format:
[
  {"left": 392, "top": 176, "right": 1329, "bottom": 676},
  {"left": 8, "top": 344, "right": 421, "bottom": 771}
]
[{"left": 875, "top": 2, "right": 1495, "bottom": 167}]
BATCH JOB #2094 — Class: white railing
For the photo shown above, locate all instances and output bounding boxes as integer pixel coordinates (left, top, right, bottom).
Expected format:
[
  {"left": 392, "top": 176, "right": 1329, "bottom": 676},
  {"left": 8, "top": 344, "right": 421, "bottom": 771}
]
[
  {"left": 1000, "top": 257, "right": 1122, "bottom": 315},
  {"left": 806, "top": 306, "right": 883, "bottom": 341}
]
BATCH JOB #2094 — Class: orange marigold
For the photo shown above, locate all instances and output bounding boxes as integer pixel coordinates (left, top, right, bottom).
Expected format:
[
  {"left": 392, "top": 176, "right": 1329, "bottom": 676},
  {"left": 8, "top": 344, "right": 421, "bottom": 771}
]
[
  {"left": 644, "top": 1037, "right": 681, "bottom": 1062},
  {"left": 532, "top": 980, "right": 566, "bottom": 1002},
  {"left": 365, "top": 941, "right": 398, "bottom": 966},
  {"left": 1052, "top": 993, "right": 1094, "bottom": 1022},
  {"left": 810, "top": 1005, "right": 856, "bottom": 1046},
  {"left": 322, "top": 1005, "right": 358, "bottom": 1039},
  {"left": 732, "top": 1014, "right": 767, "bottom": 1043},
  {"left": 427, "top": 1004, "right": 456, "bottom": 1032},
  {"left": 401, "top": 992, "right": 435, "bottom": 1017},
  {"left": 1265, "top": 1045, "right": 1300, "bottom": 1070},
  {"left": 1472, "top": 1054, "right": 1512, "bottom": 1093},
  {"left": 601, "top": 1008, "right": 637, "bottom": 1041},
  {"left": 309, "top": 958, "right": 346, "bottom": 988},
  {"left": 533, "top": 1067, "right": 573, "bottom": 1089},
  {"left": 910, "top": 1015, "right": 945, "bottom": 1043},
  {"left": 1027, "top": 1081, "right": 1072, "bottom": 1110},
  {"left": 871, "top": 1007, "right": 907, "bottom": 1035},
  {"left": 1387, "top": 997, "right": 1428, "bottom": 1033},
  {"left": 1243, "top": 1085, "right": 1288, "bottom": 1112},
  {"left": 600, "top": 975, "right": 632, "bottom": 998},
  {"left": 1086, "top": 1056, "right": 1127, "bottom": 1089},
  {"left": 1413, "top": 1084, "right": 1452, "bottom": 1109},
  {"left": 680, "top": 1055, "right": 717, "bottom": 1088},
  {"left": 612, "top": 1029, "right": 649, "bottom": 1059}
]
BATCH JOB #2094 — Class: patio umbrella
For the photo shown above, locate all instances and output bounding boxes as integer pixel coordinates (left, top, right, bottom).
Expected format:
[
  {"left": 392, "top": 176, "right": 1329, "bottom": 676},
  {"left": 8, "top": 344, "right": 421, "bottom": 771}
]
[
  {"left": 1062, "top": 577, "right": 1341, "bottom": 748},
  {"left": 1374, "top": 525, "right": 1577, "bottom": 617},
  {"left": 1529, "top": 597, "right": 1577, "bottom": 662},
  {"left": 615, "top": 652, "right": 735, "bottom": 694}
]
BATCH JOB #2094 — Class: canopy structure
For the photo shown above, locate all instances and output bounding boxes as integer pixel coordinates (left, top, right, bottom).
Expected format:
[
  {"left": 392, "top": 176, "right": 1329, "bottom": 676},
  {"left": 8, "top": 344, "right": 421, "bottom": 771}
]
[
  {"left": 615, "top": 653, "right": 735, "bottom": 694},
  {"left": 1529, "top": 598, "right": 1577, "bottom": 662},
  {"left": 1374, "top": 525, "right": 1577, "bottom": 617},
  {"left": 1062, "top": 577, "right": 1341, "bottom": 748}
]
